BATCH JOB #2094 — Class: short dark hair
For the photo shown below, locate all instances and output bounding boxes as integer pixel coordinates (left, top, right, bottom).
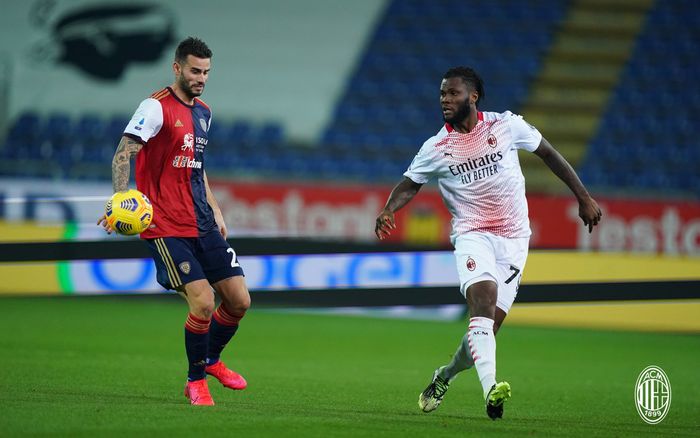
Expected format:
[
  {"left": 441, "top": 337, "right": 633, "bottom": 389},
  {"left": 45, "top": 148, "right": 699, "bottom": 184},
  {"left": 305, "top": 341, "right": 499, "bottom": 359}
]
[
  {"left": 443, "top": 66, "right": 485, "bottom": 107},
  {"left": 175, "top": 37, "right": 212, "bottom": 63}
]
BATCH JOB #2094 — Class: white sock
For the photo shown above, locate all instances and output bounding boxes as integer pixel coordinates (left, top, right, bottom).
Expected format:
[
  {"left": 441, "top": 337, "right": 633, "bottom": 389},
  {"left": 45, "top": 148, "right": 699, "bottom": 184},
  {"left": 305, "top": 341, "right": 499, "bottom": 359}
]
[
  {"left": 438, "top": 332, "right": 475, "bottom": 382},
  {"left": 468, "top": 316, "right": 497, "bottom": 399}
]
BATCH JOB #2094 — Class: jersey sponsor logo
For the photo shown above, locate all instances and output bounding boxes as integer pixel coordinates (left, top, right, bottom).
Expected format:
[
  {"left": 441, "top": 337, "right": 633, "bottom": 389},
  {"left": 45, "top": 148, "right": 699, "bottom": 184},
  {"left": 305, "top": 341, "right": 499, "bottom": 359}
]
[
  {"left": 448, "top": 152, "right": 503, "bottom": 176},
  {"left": 636, "top": 365, "right": 671, "bottom": 424},
  {"left": 175, "top": 119, "right": 184, "bottom": 128},
  {"left": 179, "top": 261, "right": 191, "bottom": 275},
  {"left": 449, "top": 151, "right": 503, "bottom": 185},
  {"left": 172, "top": 155, "right": 202, "bottom": 169},
  {"left": 181, "top": 133, "right": 194, "bottom": 151},
  {"left": 466, "top": 257, "right": 476, "bottom": 271},
  {"left": 195, "top": 136, "right": 208, "bottom": 153},
  {"left": 487, "top": 134, "right": 497, "bottom": 147}
]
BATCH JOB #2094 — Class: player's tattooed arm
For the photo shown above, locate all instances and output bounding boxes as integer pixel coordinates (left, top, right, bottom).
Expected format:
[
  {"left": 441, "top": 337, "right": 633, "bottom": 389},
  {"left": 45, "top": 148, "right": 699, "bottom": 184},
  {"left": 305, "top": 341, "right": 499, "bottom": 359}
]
[{"left": 112, "top": 136, "right": 143, "bottom": 192}]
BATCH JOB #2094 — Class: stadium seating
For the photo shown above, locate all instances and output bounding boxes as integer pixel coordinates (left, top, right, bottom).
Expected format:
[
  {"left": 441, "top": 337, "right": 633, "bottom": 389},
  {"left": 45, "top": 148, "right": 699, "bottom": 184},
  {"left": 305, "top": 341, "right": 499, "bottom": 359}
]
[
  {"left": 0, "top": 111, "right": 286, "bottom": 180},
  {"left": 580, "top": 0, "right": 700, "bottom": 196},
  {"left": 0, "top": 0, "right": 567, "bottom": 183},
  {"left": 321, "top": 0, "right": 569, "bottom": 182},
  {"left": 0, "top": 0, "right": 697, "bottom": 197}
]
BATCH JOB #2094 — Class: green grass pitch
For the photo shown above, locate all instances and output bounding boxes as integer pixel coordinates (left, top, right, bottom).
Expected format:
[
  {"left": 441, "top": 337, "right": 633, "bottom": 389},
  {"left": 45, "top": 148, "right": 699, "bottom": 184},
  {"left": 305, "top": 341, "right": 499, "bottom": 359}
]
[{"left": 0, "top": 296, "right": 698, "bottom": 437}]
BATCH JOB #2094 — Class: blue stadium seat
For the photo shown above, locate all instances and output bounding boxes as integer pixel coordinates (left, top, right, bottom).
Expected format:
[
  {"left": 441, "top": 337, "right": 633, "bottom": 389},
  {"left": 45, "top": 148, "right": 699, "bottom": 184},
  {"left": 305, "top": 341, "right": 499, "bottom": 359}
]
[
  {"left": 586, "top": 0, "right": 700, "bottom": 196},
  {"left": 9, "top": 112, "right": 42, "bottom": 148},
  {"left": 257, "top": 122, "right": 284, "bottom": 147},
  {"left": 105, "top": 115, "right": 130, "bottom": 142},
  {"left": 321, "top": 0, "right": 569, "bottom": 183}
]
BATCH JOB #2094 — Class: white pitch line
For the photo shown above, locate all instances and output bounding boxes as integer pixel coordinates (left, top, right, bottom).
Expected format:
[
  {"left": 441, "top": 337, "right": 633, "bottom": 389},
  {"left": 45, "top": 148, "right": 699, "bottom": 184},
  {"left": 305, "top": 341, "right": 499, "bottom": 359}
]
[{"left": 1, "top": 196, "right": 109, "bottom": 203}]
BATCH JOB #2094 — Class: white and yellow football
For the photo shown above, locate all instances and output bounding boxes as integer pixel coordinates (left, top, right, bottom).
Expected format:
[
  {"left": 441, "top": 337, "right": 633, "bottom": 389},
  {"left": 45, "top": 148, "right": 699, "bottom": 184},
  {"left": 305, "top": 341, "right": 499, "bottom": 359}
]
[{"left": 105, "top": 189, "right": 153, "bottom": 235}]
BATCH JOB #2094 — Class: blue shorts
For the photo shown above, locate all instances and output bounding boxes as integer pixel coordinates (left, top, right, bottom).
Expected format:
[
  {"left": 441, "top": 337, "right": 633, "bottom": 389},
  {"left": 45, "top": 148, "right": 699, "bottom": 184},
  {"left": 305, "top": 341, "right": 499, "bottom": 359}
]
[{"left": 145, "top": 230, "right": 244, "bottom": 291}]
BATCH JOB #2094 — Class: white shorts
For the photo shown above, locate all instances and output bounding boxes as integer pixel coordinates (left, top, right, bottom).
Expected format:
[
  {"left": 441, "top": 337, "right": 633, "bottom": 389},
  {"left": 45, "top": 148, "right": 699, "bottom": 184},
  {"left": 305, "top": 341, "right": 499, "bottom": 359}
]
[{"left": 454, "top": 231, "right": 529, "bottom": 314}]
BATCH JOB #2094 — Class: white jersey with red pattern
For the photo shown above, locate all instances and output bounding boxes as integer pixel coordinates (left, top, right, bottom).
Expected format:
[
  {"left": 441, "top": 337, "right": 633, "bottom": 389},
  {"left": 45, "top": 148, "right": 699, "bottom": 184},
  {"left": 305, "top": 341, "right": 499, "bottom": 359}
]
[{"left": 404, "top": 111, "right": 542, "bottom": 242}]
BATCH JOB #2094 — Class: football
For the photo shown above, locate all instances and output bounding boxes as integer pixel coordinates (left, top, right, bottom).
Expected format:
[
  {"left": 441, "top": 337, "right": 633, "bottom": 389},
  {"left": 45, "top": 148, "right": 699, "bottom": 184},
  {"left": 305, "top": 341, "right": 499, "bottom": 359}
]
[{"left": 105, "top": 189, "right": 153, "bottom": 235}]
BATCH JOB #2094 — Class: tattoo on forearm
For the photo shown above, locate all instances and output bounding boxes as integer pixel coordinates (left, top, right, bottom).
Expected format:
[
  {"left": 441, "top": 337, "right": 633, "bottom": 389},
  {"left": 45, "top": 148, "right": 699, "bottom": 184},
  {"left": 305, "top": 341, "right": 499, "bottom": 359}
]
[{"left": 111, "top": 137, "right": 143, "bottom": 192}]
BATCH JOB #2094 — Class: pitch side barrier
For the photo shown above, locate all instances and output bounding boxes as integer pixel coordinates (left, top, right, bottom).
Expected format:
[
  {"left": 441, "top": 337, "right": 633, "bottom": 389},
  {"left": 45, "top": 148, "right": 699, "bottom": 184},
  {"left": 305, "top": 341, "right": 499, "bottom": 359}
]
[{"left": 0, "top": 238, "right": 698, "bottom": 305}]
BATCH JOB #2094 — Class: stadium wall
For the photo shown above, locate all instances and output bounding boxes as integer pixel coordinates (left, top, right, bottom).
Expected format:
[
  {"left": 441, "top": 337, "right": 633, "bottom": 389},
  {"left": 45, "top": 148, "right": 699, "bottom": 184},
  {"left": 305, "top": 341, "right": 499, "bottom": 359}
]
[
  {"left": 2, "top": 177, "right": 698, "bottom": 302},
  {"left": 0, "top": 0, "right": 387, "bottom": 142},
  {"left": 1, "top": 238, "right": 699, "bottom": 302},
  {"left": 2, "top": 178, "right": 700, "bottom": 255}
]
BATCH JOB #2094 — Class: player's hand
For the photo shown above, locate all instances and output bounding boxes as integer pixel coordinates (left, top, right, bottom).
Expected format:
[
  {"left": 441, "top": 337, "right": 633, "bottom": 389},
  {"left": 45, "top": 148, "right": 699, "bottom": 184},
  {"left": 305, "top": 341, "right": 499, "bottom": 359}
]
[
  {"left": 375, "top": 209, "right": 396, "bottom": 240},
  {"left": 97, "top": 214, "right": 114, "bottom": 234},
  {"left": 214, "top": 209, "right": 227, "bottom": 238},
  {"left": 578, "top": 196, "right": 602, "bottom": 233}
]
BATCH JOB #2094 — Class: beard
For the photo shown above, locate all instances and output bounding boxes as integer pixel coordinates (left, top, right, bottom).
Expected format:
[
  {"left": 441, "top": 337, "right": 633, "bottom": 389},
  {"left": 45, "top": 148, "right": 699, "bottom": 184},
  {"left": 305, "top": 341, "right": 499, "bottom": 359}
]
[
  {"left": 443, "top": 99, "right": 471, "bottom": 125},
  {"left": 178, "top": 75, "right": 204, "bottom": 99}
]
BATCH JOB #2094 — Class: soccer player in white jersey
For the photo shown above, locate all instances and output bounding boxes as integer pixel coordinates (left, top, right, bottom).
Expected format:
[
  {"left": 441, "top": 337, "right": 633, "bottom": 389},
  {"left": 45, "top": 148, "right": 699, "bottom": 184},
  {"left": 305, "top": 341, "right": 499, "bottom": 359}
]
[{"left": 374, "top": 66, "right": 602, "bottom": 420}]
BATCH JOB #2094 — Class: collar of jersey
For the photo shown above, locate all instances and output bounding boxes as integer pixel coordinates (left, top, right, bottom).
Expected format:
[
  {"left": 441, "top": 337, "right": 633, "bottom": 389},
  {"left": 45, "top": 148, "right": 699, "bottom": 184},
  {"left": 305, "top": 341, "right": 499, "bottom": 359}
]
[{"left": 167, "top": 86, "right": 197, "bottom": 108}]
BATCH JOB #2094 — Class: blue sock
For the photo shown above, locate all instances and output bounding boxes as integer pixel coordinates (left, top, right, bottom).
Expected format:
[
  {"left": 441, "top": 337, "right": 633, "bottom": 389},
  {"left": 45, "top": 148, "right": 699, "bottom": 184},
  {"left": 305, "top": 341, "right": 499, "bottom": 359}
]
[
  {"left": 207, "top": 319, "right": 239, "bottom": 365},
  {"left": 206, "top": 304, "right": 245, "bottom": 365},
  {"left": 185, "top": 313, "right": 210, "bottom": 381}
]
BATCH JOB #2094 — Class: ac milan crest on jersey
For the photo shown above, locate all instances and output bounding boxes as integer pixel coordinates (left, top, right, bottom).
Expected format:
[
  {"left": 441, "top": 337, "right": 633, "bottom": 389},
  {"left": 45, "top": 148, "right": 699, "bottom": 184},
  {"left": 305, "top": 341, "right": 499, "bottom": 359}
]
[
  {"left": 487, "top": 134, "right": 497, "bottom": 147},
  {"left": 466, "top": 257, "right": 476, "bottom": 271}
]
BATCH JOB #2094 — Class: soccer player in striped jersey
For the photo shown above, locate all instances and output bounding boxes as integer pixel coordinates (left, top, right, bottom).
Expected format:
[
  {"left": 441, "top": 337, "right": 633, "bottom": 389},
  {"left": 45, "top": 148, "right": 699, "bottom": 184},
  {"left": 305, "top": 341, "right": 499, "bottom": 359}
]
[
  {"left": 98, "top": 37, "right": 250, "bottom": 406},
  {"left": 375, "top": 67, "right": 602, "bottom": 419}
]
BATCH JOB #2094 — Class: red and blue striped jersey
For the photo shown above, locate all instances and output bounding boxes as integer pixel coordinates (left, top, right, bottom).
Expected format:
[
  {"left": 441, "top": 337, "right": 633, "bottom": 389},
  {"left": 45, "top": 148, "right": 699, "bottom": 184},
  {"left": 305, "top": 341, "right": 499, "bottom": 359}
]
[{"left": 123, "top": 87, "right": 215, "bottom": 238}]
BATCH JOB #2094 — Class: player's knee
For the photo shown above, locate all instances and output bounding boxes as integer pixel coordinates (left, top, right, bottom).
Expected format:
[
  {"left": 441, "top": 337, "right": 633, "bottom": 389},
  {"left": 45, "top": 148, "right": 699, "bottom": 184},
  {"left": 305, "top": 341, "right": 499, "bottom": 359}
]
[
  {"left": 194, "top": 303, "right": 215, "bottom": 320},
  {"left": 229, "top": 289, "right": 250, "bottom": 314},
  {"left": 190, "top": 294, "right": 215, "bottom": 319},
  {"left": 215, "top": 295, "right": 249, "bottom": 326},
  {"left": 237, "top": 293, "right": 251, "bottom": 312},
  {"left": 467, "top": 280, "right": 497, "bottom": 316},
  {"left": 218, "top": 278, "right": 251, "bottom": 312}
]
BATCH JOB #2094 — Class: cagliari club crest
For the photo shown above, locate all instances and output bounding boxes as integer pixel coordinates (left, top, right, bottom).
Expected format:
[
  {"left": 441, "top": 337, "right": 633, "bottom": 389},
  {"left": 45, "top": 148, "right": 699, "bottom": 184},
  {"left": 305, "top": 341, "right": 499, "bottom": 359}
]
[{"left": 179, "top": 261, "right": 191, "bottom": 275}]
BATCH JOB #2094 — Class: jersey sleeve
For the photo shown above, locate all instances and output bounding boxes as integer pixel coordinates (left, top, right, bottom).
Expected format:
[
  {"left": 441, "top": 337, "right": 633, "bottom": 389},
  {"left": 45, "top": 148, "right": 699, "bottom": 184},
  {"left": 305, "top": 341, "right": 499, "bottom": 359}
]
[
  {"left": 403, "top": 139, "right": 440, "bottom": 184},
  {"left": 508, "top": 112, "right": 542, "bottom": 152},
  {"left": 123, "top": 98, "right": 163, "bottom": 143}
]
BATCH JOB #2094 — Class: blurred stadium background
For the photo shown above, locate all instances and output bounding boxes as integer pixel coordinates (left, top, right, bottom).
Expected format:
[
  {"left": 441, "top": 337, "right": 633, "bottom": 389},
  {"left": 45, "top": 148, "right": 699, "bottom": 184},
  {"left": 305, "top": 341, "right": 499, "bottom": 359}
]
[{"left": 0, "top": 0, "right": 698, "bottom": 435}]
